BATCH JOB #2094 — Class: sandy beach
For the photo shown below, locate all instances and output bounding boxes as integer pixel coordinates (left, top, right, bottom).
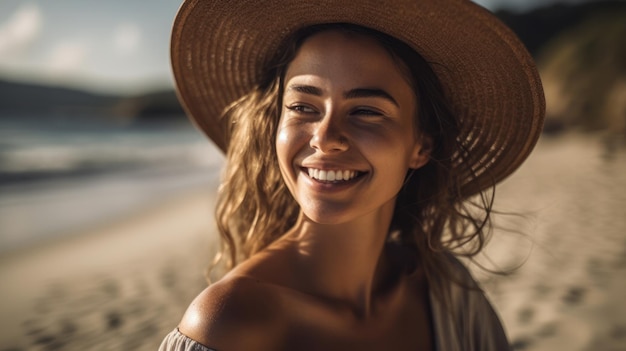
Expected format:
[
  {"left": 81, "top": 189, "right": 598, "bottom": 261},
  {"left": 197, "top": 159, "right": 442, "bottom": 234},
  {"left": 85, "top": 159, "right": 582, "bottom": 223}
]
[
  {"left": 476, "top": 133, "right": 626, "bottom": 350},
  {"left": 0, "top": 133, "right": 624, "bottom": 350},
  {"left": 0, "top": 187, "right": 218, "bottom": 350}
]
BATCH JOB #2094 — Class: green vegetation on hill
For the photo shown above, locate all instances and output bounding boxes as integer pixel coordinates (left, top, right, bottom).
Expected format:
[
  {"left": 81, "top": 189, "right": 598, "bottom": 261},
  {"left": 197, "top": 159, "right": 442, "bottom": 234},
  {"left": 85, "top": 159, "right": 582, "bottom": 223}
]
[
  {"left": 538, "top": 9, "right": 626, "bottom": 134},
  {"left": 494, "top": 1, "right": 626, "bottom": 136},
  {"left": 496, "top": 1, "right": 626, "bottom": 56}
]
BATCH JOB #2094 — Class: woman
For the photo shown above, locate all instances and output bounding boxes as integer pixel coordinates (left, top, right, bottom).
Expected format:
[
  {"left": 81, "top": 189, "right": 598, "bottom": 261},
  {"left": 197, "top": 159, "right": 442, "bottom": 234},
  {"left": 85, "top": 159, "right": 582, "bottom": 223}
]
[{"left": 161, "top": 0, "right": 544, "bottom": 350}]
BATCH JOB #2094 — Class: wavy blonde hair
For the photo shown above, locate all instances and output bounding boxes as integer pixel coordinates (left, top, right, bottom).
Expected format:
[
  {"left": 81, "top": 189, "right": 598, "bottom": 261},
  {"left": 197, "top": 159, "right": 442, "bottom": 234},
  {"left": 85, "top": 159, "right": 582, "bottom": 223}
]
[{"left": 212, "top": 24, "right": 494, "bottom": 282}]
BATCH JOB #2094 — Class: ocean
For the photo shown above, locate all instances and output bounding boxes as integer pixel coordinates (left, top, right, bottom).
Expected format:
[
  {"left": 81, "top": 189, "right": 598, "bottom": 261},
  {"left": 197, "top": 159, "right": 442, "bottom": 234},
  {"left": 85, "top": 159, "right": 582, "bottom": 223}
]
[{"left": 0, "top": 116, "right": 224, "bottom": 254}]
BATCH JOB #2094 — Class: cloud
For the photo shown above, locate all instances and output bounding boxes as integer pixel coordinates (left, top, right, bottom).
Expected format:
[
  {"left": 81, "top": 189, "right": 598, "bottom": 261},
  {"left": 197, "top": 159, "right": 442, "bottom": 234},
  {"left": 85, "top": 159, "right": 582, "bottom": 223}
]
[
  {"left": 47, "top": 42, "right": 87, "bottom": 74},
  {"left": 113, "top": 23, "right": 141, "bottom": 55},
  {"left": 0, "top": 3, "right": 42, "bottom": 56}
]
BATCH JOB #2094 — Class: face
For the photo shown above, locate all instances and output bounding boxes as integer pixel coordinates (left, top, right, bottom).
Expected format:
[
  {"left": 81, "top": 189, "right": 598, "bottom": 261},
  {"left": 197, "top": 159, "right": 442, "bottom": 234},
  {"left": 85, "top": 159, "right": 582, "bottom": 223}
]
[{"left": 276, "top": 30, "right": 430, "bottom": 225}]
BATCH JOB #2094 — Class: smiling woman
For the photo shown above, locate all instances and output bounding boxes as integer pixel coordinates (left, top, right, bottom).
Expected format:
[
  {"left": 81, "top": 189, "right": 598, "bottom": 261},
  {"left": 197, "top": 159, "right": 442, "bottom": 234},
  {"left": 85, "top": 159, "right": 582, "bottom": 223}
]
[
  {"left": 277, "top": 30, "right": 427, "bottom": 226},
  {"left": 160, "top": 0, "right": 544, "bottom": 350}
]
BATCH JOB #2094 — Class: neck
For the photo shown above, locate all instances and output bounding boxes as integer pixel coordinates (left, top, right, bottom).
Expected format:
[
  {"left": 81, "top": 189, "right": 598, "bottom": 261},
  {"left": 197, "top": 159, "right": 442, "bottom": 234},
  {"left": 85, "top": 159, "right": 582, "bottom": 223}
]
[{"left": 280, "top": 200, "right": 397, "bottom": 318}]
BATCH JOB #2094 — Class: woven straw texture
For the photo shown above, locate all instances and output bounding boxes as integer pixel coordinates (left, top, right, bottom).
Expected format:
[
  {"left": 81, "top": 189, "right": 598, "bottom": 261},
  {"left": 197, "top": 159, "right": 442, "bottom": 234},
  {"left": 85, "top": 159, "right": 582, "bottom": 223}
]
[{"left": 170, "top": 0, "right": 545, "bottom": 196}]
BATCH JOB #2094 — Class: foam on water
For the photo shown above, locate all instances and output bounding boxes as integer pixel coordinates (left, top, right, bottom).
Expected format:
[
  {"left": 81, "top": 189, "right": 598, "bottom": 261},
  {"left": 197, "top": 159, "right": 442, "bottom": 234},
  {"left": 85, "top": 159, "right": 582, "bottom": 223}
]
[{"left": 0, "top": 118, "right": 224, "bottom": 253}]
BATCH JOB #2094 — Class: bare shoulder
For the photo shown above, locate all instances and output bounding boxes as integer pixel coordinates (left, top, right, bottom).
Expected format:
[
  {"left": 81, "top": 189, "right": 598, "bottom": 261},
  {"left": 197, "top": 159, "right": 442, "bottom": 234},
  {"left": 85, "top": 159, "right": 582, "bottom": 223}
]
[{"left": 178, "top": 274, "right": 283, "bottom": 351}]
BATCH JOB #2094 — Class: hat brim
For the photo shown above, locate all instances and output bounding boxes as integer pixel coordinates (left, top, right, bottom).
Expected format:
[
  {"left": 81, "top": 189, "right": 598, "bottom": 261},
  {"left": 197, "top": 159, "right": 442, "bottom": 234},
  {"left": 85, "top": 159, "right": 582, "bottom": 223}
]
[{"left": 170, "top": 0, "right": 545, "bottom": 196}]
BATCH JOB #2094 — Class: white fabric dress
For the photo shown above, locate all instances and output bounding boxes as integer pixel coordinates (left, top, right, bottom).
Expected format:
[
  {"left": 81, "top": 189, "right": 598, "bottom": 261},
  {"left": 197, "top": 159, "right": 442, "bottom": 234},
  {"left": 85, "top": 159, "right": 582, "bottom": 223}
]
[{"left": 158, "top": 256, "right": 510, "bottom": 351}]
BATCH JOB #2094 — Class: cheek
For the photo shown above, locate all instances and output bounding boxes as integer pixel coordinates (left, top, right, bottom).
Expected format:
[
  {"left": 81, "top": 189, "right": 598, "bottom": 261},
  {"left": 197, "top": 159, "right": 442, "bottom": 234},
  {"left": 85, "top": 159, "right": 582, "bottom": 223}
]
[
  {"left": 275, "top": 123, "right": 308, "bottom": 178},
  {"left": 276, "top": 124, "right": 293, "bottom": 164},
  {"left": 275, "top": 124, "right": 313, "bottom": 203},
  {"left": 276, "top": 116, "right": 312, "bottom": 152},
  {"left": 276, "top": 126, "right": 290, "bottom": 152},
  {"left": 275, "top": 127, "right": 291, "bottom": 176},
  {"left": 361, "top": 131, "right": 416, "bottom": 180}
]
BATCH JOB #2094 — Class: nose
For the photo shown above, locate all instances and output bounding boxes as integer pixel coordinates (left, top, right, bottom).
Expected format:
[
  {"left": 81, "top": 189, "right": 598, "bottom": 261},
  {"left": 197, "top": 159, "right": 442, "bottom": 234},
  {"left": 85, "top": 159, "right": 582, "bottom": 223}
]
[{"left": 309, "top": 114, "right": 349, "bottom": 153}]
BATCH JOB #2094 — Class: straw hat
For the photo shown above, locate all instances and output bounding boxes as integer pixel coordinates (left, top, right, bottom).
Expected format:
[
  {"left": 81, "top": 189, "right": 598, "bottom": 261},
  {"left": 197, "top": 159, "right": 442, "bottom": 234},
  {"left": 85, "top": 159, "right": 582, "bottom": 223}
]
[{"left": 170, "top": 0, "right": 545, "bottom": 196}]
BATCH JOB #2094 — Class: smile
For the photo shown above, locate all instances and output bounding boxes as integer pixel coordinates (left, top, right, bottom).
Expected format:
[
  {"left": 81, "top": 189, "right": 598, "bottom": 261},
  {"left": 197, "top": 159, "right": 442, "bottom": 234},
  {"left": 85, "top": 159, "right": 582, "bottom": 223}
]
[{"left": 305, "top": 168, "right": 362, "bottom": 182}]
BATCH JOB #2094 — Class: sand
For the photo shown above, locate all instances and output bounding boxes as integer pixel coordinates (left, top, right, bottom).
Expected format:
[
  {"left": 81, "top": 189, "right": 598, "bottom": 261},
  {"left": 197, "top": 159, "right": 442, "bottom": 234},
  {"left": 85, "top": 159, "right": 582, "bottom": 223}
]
[
  {"left": 0, "top": 188, "right": 218, "bottom": 350},
  {"left": 0, "top": 133, "right": 624, "bottom": 350},
  {"left": 474, "top": 134, "right": 626, "bottom": 351}
]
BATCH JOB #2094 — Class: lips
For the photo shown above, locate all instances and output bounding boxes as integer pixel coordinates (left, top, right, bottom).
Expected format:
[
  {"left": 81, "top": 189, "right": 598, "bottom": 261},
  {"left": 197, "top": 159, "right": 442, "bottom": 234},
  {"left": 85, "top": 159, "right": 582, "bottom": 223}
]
[{"left": 305, "top": 168, "right": 362, "bottom": 182}]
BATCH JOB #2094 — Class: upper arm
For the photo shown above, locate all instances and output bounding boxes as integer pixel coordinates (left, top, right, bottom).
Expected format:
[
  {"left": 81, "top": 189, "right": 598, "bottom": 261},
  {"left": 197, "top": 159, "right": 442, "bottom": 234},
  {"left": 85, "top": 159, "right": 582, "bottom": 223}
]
[{"left": 178, "top": 277, "right": 282, "bottom": 351}]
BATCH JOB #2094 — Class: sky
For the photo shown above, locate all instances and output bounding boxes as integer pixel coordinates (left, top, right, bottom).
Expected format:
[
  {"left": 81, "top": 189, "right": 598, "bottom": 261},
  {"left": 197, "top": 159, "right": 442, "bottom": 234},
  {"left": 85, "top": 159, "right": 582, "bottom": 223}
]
[{"left": 0, "top": 0, "right": 594, "bottom": 95}]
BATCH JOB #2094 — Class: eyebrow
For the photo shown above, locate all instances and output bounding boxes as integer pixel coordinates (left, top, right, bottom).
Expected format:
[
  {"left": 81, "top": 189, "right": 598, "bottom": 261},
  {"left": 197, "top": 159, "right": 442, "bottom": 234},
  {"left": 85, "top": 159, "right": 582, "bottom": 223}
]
[
  {"left": 286, "top": 84, "right": 399, "bottom": 107},
  {"left": 344, "top": 88, "right": 399, "bottom": 107},
  {"left": 286, "top": 84, "right": 323, "bottom": 96}
]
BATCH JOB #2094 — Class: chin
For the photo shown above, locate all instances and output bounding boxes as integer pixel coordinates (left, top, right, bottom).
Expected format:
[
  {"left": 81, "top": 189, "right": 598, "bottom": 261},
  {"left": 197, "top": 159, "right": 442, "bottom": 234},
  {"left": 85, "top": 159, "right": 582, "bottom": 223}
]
[{"left": 301, "top": 206, "right": 354, "bottom": 226}]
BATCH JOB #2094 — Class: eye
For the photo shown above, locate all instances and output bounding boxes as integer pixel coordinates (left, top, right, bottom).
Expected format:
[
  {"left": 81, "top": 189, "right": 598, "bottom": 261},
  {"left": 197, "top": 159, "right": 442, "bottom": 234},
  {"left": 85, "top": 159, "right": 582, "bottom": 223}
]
[
  {"left": 286, "top": 104, "right": 317, "bottom": 114},
  {"left": 350, "top": 107, "right": 385, "bottom": 117}
]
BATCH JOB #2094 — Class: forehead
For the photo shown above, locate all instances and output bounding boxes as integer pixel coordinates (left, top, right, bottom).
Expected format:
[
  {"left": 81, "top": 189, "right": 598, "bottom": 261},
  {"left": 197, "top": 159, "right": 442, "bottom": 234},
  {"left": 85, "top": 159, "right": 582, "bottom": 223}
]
[{"left": 284, "top": 30, "right": 414, "bottom": 93}]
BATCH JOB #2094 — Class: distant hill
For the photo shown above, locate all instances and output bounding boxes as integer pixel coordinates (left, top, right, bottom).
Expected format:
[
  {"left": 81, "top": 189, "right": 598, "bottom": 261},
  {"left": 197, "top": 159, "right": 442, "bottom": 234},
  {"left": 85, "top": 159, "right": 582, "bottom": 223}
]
[
  {"left": 496, "top": 0, "right": 626, "bottom": 56},
  {"left": 538, "top": 8, "right": 626, "bottom": 135},
  {"left": 0, "top": 80, "right": 118, "bottom": 116},
  {"left": 0, "top": 79, "right": 186, "bottom": 123},
  {"left": 114, "top": 90, "right": 186, "bottom": 121}
]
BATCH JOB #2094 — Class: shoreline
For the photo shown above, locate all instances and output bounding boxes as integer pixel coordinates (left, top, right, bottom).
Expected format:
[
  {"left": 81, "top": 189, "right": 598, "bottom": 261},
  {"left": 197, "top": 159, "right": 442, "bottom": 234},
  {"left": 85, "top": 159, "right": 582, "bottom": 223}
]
[{"left": 0, "top": 163, "right": 222, "bottom": 255}]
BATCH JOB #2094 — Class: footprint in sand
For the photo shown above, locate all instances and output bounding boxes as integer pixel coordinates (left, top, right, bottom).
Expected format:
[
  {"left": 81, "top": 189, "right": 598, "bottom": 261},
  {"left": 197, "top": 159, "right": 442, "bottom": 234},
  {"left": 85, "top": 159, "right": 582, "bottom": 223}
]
[
  {"left": 517, "top": 307, "right": 535, "bottom": 325},
  {"left": 610, "top": 325, "right": 626, "bottom": 340},
  {"left": 105, "top": 311, "right": 124, "bottom": 330},
  {"left": 510, "top": 336, "right": 534, "bottom": 350},
  {"left": 562, "top": 286, "right": 586, "bottom": 305},
  {"left": 536, "top": 322, "right": 559, "bottom": 338}
]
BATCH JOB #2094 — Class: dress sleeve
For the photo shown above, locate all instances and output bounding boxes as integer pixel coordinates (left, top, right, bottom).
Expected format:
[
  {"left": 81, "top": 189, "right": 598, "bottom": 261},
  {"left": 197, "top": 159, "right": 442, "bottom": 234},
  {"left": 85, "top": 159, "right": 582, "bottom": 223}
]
[
  {"left": 429, "top": 255, "right": 511, "bottom": 351},
  {"left": 158, "top": 329, "right": 217, "bottom": 351}
]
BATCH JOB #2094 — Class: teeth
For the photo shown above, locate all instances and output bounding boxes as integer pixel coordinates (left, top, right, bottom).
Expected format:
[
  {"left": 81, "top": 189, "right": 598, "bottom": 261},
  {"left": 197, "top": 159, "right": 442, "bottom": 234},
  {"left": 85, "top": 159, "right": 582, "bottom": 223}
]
[
  {"left": 343, "top": 170, "right": 350, "bottom": 180},
  {"left": 307, "top": 168, "right": 359, "bottom": 182},
  {"left": 327, "top": 170, "right": 335, "bottom": 181}
]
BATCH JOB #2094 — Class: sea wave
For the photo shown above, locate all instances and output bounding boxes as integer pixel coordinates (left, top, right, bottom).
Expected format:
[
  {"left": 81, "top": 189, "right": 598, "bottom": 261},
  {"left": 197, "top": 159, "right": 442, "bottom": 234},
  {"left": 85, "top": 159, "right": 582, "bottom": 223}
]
[
  {"left": 0, "top": 118, "right": 224, "bottom": 253},
  {"left": 0, "top": 118, "right": 223, "bottom": 186}
]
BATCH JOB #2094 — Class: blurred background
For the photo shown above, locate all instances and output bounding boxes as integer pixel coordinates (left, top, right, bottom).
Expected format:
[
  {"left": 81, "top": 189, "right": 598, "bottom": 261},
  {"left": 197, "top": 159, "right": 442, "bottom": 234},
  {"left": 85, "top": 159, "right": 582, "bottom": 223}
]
[{"left": 0, "top": 0, "right": 624, "bottom": 350}]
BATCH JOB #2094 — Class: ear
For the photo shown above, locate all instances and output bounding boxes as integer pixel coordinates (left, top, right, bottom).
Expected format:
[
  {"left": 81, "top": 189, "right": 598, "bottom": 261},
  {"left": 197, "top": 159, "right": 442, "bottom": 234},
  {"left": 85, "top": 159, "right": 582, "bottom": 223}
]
[{"left": 408, "top": 134, "right": 432, "bottom": 169}]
